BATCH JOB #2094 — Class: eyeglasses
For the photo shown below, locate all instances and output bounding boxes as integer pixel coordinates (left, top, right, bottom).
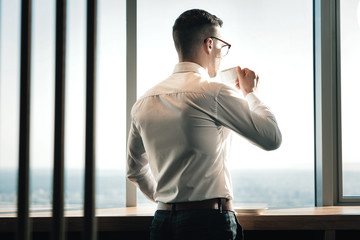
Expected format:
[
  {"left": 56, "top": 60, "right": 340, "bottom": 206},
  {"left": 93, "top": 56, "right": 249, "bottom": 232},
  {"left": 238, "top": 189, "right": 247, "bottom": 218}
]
[{"left": 204, "top": 36, "right": 232, "bottom": 57}]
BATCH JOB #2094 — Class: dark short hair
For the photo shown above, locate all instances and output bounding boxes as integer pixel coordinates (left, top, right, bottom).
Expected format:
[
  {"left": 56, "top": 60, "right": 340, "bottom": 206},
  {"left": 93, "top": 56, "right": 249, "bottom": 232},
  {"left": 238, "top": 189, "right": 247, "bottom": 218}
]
[{"left": 173, "top": 9, "right": 223, "bottom": 59}]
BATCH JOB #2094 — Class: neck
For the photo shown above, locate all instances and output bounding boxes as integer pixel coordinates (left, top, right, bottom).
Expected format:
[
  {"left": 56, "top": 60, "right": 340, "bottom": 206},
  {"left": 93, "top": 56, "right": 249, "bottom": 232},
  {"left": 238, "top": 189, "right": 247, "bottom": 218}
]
[{"left": 179, "top": 55, "right": 209, "bottom": 74}]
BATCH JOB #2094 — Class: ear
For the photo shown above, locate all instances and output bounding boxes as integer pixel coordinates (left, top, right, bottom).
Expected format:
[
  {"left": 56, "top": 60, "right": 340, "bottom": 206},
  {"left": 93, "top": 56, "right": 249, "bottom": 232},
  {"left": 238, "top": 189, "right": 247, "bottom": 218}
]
[{"left": 203, "top": 38, "right": 213, "bottom": 55}]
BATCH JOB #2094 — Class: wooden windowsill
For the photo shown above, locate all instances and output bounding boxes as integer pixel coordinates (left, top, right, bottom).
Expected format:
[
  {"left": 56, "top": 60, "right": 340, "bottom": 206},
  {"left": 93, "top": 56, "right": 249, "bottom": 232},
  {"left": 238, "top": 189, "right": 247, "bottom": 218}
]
[{"left": 1, "top": 206, "right": 360, "bottom": 232}]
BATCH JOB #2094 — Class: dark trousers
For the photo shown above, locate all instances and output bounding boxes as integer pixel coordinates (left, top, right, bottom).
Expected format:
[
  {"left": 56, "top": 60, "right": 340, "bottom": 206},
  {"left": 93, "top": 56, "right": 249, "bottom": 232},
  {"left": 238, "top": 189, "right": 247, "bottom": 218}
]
[{"left": 150, "top": 209, "right": 243, "bottom": 240}]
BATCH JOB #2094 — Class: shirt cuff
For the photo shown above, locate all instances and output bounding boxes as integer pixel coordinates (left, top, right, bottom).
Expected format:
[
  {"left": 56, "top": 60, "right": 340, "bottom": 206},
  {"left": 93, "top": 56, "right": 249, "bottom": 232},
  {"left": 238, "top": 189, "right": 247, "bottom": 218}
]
[{"left": 245, "top": 92, "right": 262, "bottom": 110}]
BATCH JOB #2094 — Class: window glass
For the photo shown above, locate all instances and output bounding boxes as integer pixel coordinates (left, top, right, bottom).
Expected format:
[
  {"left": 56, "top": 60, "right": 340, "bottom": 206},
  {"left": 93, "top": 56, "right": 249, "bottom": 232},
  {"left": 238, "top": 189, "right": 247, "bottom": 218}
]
[
  {"left": 30, "top": 0, "right": 56, "bottom": 213},
  {"left": 0, "top": 0, "right": 21, "bottom": 214},
  {"left": 137, "top": 0, "right": 314, "bottom": 208},
  {"left": 96, "top": 0, "right": 126, "bottom": 209},
  {"left": 65, "top": 0, "right": 86, "bottom": 212},
  {"left": 340, "top": 0, "right": 360, "bottom": 197}
]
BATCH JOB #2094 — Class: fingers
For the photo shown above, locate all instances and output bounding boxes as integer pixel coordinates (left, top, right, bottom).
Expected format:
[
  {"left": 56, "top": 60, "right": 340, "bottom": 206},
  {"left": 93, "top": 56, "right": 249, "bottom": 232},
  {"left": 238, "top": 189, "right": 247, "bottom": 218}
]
[
  {"left": 236, "top": 66, "right": 244, "bottom": 77},
  {"left": 235, "top": 79, "right": 241, "bottom": 90},
  {"left": 234, "top": 66, "right": 259, "bottom": 95},
  {"left": 239, "top": 67, "right": 258, "bottom": 83},
  {"left": 242, "top": 68, "right": 255, "bottom": 78},
  {"left": 236, "top": 67, "right": 255, "bottom": 80}
]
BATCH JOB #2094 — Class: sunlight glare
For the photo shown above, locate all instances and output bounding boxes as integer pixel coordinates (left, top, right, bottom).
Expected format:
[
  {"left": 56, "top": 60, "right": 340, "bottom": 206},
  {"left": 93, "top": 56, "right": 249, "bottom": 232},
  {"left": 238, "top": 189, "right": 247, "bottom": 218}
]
[{"left": 358, "top": 1, "right": 360, "bottom": 29}]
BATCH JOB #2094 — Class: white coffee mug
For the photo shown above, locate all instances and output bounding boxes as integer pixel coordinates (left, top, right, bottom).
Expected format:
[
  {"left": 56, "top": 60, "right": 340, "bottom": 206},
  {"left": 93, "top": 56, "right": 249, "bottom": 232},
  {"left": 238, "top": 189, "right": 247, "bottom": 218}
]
[{"left": 220, "top": 67, "right": 237, "bottom": 85}]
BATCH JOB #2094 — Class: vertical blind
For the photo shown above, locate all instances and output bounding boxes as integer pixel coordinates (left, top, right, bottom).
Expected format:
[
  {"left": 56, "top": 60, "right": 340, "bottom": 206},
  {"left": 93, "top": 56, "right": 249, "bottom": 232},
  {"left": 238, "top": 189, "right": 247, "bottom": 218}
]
[
  {"left": 84, "top": 0, "right": 97, "bottom": 239},
  {"left": 52, "top": 0, "right": 66, "bottom": 239},
  {"left": 16, "top": 0, "right": 98, "bottom": 239},
  {"left": 17, "top": 0, "right": 32, "bottom": 239}
]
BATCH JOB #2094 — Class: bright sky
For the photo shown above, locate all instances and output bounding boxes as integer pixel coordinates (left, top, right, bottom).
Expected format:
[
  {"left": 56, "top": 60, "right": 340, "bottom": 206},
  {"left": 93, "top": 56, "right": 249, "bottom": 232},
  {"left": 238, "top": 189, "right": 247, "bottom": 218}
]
[
  {"left": 340, "top": 0, "right": 360, "bottom": 172},
  {"left": 0, "top": 0, "right": 359, "bottom": 171}
]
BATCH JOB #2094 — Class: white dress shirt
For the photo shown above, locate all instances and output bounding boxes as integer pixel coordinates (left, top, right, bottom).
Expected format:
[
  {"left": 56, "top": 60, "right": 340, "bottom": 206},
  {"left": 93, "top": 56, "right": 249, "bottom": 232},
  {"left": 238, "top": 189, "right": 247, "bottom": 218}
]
[{"left": 127, "top": 62, "right": 282, "bottom": 203}]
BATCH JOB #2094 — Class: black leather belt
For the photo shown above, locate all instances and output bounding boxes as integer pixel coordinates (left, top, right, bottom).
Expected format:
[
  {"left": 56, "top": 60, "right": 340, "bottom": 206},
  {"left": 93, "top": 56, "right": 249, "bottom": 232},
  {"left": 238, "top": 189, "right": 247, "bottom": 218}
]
[{"left": 157, "top": 198, "right": 233, "bottom": 212}]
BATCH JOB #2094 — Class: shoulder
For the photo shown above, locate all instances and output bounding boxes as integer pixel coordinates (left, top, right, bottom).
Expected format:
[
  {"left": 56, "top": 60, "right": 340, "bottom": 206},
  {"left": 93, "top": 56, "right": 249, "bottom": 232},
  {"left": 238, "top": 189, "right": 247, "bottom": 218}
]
[
  {"left": 196, "top": 79, "right": 224, "bottom": 95},
  {"left": 200, "top": 80, "right": 240, "bottom": 99}
]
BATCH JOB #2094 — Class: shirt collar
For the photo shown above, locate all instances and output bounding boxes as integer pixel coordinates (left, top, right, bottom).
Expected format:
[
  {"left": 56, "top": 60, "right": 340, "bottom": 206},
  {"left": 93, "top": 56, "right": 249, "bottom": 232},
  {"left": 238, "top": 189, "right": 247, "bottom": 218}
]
[{"left": 173, "top": 62, "right": 210, "bottom": 79}]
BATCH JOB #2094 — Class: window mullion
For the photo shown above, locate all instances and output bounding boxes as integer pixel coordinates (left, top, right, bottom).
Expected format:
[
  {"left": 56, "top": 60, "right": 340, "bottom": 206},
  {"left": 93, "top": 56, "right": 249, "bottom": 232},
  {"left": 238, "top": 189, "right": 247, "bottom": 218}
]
[
  {"left": 314, "top": 0, "right": 340, "bottom": 206},
  {"left": 126, "top": 0, "right": 137, "bottom": 207}
]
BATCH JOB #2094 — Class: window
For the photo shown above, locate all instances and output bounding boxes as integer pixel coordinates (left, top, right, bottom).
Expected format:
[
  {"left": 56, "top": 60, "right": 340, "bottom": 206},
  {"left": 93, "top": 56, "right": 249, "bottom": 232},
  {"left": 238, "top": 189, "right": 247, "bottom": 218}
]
[
  {"left": 0, "top": 0, "right": 127, "bottom": 215},
  {"left": 64, "top": 0, "right": 86, "bottom": 211},
  {"left": 64, "top": 0, "right": 127, "bottom": 210},
  {"left": 95, "top": 0, "right": 126, "bottom": 208},
  {"left": 30, "top": 0, "right": 56, "bottom": 212},
  {"left": 340, "top": 0, "right": 360, "bottom": 198},
  {"left": 137, "top": 0, "right": 314, "bottom": 209},
  {"left": 0, "top": 0, "right": 21, "bottom": 213}
]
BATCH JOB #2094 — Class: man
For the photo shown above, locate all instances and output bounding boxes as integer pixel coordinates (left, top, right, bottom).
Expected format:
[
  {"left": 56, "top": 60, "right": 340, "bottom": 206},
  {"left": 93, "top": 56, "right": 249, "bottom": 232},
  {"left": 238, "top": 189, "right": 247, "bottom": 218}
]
[{"left": 127, "top": 9, "right": 282, "bottom": 240}]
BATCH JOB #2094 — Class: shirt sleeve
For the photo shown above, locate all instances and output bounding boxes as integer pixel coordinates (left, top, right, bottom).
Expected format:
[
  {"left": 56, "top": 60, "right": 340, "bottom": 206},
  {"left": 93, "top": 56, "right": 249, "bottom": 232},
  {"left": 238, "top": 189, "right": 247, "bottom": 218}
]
[
  {"left": 127, "top": 120, "right": 157, "bottom": 202},
  {"left": 215, "top": 87, "right": 282, "bottom": 151}
]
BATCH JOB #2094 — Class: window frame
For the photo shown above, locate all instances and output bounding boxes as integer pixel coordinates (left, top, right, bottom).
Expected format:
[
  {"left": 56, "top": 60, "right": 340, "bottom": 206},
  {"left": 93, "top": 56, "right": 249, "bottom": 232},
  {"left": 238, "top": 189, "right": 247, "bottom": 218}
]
[
  {"left": 314, "top": 0, "right": 360, "bottom": 206},
  {"left": 335, "top": 0, "right": 360, "bottom": 205}
]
